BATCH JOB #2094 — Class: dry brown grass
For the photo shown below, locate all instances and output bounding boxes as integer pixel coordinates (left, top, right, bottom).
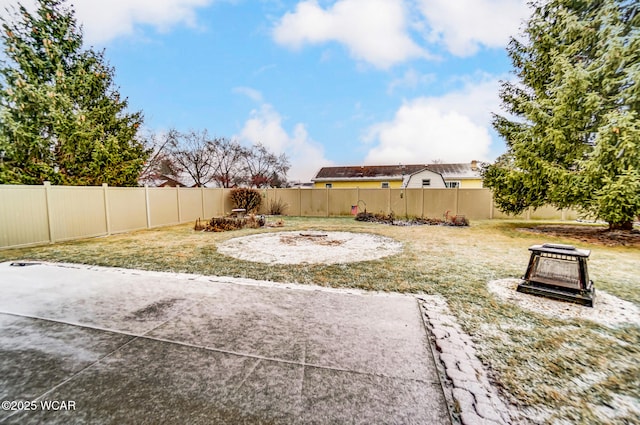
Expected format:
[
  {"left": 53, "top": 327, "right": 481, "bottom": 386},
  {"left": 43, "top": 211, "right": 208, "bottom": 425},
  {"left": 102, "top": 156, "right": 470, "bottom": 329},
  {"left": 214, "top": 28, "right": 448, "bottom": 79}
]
[{"left": 1, "top": 217, "right": 638, "bottom": 424}]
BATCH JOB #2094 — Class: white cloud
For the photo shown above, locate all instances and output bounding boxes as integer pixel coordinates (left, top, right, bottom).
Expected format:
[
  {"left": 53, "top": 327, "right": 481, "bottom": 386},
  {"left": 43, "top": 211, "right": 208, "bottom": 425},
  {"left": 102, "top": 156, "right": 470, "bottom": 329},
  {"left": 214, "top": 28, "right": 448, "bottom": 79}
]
[
  {"left": 364, "top": 77, "right": 503, "bottom": 164},
  {"left": 233, "top": 86, "right": 264, "bottom": 103},
  {"left": 387, "top": 68, "right": 436, "bottom": 95},
  {"left": 272, "top": 0, "right": 427, "bottom": 69},
  {"left": 75, "top": 0, "right": 213, "bottom": 44},
  {"left": 416, "top": 0, "right": 529, "bottom": 56},
  {"left": 238, "top": 103, "right": 332, "bottom": 182},
  {"left": 0, "top": 0, "right": 213, "bottom": 45}
]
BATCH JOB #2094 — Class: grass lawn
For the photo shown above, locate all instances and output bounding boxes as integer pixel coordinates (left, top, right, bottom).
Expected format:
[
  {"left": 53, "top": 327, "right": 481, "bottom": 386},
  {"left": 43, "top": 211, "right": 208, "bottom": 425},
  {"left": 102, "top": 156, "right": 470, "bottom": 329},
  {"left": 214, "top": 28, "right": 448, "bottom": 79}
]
[{"left": 1, "top": 217, "right": 638, "bottom": 424}]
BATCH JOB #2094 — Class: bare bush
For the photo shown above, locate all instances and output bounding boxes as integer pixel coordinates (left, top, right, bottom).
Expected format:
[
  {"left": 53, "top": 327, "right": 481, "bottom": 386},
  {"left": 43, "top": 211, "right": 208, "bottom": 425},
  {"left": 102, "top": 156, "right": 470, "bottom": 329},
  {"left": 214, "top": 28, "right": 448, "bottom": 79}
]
[
  {"left": 229, "top": 188, "right": 262, "bottom": 213},
  {"left": 195, "top": 215, "right": 265, "bottom": 232},
  {"left": 268, "top": 198, "right": 288, "bottom": 215}
]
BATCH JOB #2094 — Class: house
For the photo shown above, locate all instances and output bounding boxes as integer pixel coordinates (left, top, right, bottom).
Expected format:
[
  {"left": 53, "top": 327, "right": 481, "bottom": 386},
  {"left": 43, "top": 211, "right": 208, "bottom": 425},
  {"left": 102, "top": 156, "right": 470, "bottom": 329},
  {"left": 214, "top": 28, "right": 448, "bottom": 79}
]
[
  {"left": 312, "top": 161, "right": 483, "bottom": 189},
  {"left": 407, "top": 161, "right": 483, "bottom": 188}
]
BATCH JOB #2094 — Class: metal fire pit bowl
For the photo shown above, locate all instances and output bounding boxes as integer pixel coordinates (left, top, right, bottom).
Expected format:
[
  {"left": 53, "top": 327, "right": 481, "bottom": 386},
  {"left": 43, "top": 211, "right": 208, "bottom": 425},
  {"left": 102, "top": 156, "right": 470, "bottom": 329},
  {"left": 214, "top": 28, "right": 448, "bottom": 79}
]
[{"left": 517, "top": 243, "right": 595, "bottom": 307}]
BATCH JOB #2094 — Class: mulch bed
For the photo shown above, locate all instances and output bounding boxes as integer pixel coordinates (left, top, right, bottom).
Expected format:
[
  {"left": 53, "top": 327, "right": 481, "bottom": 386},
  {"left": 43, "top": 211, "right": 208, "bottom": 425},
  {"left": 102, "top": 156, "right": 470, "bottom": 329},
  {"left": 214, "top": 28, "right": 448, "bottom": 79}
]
[
  {"left": 520, "top": 225, "right": 640, "bottom": 247},
  {"left": 355, "top": 212, "right": 469, "bottom": 226}
]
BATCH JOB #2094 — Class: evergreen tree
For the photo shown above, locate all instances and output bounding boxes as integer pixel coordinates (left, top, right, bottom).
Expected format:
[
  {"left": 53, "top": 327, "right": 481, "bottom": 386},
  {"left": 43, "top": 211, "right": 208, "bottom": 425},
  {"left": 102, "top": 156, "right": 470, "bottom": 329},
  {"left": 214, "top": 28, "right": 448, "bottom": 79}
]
[
  {"left": 484, "top": 0, "right": 640, "bottom": 229},
  {"left": 0, "top": 0, "right": 147, "bottom": 186}
]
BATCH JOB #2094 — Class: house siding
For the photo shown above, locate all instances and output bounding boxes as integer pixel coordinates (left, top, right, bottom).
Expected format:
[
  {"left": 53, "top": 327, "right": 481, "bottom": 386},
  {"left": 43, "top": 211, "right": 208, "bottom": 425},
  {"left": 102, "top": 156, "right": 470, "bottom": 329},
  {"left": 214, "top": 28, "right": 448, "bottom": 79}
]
[{"left": 405, "top": 170, "right": 446, "bottom": 188}]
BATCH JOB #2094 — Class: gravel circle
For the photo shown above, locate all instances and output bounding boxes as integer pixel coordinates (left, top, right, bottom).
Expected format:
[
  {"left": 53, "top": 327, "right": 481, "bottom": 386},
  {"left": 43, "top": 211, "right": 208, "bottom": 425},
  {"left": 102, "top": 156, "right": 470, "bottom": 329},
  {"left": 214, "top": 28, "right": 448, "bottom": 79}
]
[
  {"left": 217, "top": 231, "right": 402, "bottom": 265},
  {"left": 488, "top": 278, "right": 640, "bottom": 328}
]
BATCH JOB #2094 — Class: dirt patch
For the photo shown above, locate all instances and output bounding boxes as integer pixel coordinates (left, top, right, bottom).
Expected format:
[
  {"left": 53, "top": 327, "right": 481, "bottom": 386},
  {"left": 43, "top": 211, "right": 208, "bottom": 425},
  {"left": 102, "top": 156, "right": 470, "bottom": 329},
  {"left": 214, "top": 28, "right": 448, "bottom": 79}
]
[
  {"left": 520, "top": 225, "right": 640, "bottom": 247},
  {"left": 279, "top": 233, "right": 344, "bottom": 247},
  {"left": 127, "top": 298, "right": 185, "bottom": 321},
  {"left": 217, "top": 231, "right": 402, "bottom": 265},
  {"left": 488, "top": 279, "right": 640, "bottom": 328}
]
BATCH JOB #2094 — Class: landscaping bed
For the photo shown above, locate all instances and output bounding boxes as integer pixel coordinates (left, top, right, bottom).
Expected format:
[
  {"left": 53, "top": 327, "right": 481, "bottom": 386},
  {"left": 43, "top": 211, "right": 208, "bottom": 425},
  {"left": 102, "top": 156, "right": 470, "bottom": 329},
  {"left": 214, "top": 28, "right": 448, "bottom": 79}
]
[
  {"left": 355, "top": 211, "right": 469, "bottom": 226},
  {"left": 520, "top": 224, "right": 640, "bottom": 247}
]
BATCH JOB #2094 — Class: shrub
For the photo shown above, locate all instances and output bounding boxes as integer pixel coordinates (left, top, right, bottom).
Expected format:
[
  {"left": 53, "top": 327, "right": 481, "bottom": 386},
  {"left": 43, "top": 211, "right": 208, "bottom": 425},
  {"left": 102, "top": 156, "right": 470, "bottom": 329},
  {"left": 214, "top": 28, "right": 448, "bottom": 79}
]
[
  {"left": 268, "top": 198, "right": 288, "bottom": 215},
  {"left": 229, "top": 188, "right": 262, "bottom": 213},
  {"left": 195, "top": 215, "right": 266, "bottom": 232},
  {"left": 355, "top": 212, "right": 469, "bottom": 226}
]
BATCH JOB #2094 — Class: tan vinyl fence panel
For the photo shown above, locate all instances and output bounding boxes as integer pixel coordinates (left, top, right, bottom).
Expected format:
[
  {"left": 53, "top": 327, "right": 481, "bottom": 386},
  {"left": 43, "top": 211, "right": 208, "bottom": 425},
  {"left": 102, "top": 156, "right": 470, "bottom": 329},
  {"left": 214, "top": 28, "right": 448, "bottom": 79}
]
[
  {"left": 458, "top": 189, "right": 494, "bottom": 219},
  {"left": 388, "top": 189, "right": 407, "bottom": 217},
  {"left": 263, "top": 188, "right": 302, "bottom": 216},
  {"left": 423, "top": 189, "right": 457, "bottom": 219},
  {"left": 147, "top": 188, "right": 180, "bottom": 227},
  {"left": 328, "top": 189, "right": 358, "bottom": 216},
  {"left": 178, "top": 188, "right": 205, "bottom": 222},
  {"left": 358, "top": 188, "right": 389, "bottom": 215},
  {"left": 107, "top": 187, "right": 148, "bottom": 233},
  {"left": 48, "top": 185, "right": 107, "bottom": 242},
  {"left": 0, "top": 185, "right": 50, "bottom": 248},
  {"left": 405, "top": 189, "right": 424, "bottom": 217},
  {"left": 529, "top": 205, "right": 577, "bottom": 220},
  {"left": 300, "top": 189, "right": 329, "bottom": 217}
]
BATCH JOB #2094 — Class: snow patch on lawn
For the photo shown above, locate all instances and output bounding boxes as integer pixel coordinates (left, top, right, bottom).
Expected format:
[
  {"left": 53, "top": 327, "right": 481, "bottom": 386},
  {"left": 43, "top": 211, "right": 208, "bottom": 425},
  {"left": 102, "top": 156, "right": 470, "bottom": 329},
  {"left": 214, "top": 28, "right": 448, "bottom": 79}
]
[
  {"left": 488, "top": 278, "right": 640, "bottom": 328},
  {"left": 217, "top": 231, "right": 402, "bottom": 264}
]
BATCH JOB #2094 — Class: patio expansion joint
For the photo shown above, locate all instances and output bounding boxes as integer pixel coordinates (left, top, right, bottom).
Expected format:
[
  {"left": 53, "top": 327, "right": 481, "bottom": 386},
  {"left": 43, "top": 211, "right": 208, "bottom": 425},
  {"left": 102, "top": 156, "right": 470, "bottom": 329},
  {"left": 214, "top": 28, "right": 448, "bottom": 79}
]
[
  {"left": 0, "top": 310, "right": 433, "bottom": 386},
  {"left": 0, "top": 314, "right": 140, "bottom": 425}
]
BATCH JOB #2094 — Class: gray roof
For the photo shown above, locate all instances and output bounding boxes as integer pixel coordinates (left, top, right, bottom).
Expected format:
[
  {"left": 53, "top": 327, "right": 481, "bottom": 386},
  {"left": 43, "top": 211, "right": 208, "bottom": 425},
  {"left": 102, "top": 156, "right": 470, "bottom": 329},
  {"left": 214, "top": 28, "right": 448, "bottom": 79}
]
[
  {"left": 421, "top": 163, "right": 481, "bottom": 180},
  {"left": 313, "top": 162, "right": 481, "bottom": 181}
]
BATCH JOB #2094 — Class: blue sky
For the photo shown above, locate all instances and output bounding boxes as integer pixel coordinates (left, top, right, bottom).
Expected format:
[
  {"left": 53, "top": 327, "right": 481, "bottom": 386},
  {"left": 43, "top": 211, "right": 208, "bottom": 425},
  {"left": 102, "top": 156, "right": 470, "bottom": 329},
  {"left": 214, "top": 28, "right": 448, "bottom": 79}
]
[{"left": 2, "top": 0, "right": 532, "bottom": 181}]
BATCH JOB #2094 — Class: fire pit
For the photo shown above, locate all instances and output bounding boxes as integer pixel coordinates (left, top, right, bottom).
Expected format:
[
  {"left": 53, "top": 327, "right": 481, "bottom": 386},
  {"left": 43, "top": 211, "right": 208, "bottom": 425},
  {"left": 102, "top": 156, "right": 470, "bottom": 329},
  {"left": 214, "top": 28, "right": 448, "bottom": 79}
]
[{"left": 517, "top": 243, "right": 595, "bottom": 307}]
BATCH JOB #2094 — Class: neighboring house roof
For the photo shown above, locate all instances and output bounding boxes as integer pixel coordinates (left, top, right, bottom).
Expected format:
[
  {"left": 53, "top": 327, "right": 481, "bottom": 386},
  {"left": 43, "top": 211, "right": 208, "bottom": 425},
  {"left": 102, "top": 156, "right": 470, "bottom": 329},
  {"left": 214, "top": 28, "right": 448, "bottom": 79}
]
[
  {"left": 424, "top": 161, "right": 481, "bottom": 180},
  {"left": 312, "top": 161, "right": 481, "bottom": 182},
  {"left": 157, "top": 176, "right": 187, "bottom": 187},
  {"left": 312, "top": 164, "right": 427, "bottom": 182}
]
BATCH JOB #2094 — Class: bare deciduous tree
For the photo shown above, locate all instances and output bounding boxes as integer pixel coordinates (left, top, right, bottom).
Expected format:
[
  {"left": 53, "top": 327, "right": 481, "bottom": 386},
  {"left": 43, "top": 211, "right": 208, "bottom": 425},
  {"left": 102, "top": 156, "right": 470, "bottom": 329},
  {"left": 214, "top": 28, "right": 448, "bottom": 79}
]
[
  {"left": 210, "top": 138, "right": 247, "bottom": 188},
  {"left": 139, "top": 131, "right": 180, "bottom": 185},
  {"left": 145, "top": 130, "right": 290, "bottom": 188},
  {"left": 243, "top": 143, "right": 290, "bottom": 188},
  {"left": 167, "top": 129, "right": 217, "bottom": 187}
]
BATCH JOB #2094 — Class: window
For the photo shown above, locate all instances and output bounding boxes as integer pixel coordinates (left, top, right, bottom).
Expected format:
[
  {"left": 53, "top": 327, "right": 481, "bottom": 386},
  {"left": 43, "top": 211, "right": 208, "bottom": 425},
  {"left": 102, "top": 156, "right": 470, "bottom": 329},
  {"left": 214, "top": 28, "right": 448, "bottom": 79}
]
[
  {"left": 445, "top": 181, "right": 460, "bottom": 188},
  {"left": 381, "top": 182, "right": 389, "bottom": 188},
  {"left": 325, "top": 183, "right": 332, "bottom": 188},
  {"left": 422, "top": 179, "right": 431, "bottom": 187}
]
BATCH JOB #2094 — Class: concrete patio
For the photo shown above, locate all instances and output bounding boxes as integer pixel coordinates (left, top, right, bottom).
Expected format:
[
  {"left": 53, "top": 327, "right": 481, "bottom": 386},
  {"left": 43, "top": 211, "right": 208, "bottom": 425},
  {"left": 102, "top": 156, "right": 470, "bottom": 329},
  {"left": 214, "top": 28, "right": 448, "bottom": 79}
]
[{"left": 0, "top": 261, "right": 451, "bottom": 424}]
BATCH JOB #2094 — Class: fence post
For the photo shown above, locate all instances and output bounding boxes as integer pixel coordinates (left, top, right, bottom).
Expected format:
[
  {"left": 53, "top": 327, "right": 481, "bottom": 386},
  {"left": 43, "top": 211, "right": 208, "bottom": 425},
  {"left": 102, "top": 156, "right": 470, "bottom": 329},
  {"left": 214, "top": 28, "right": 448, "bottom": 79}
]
[
  {"left": 201, "top": 186, "right": 206, "bottom": 219},
  {"left": 404, "top": 187, "right": 407, "bottom": 217},
  {"left": 326, "top": 187, "right": 330, "bottom": 217},
  {"left": 102, "top": 183, "right": 111, "bottom": 235},
  {"left": 176, "top": 187, "right": 182, "bottom": 223},
  {"left": 263, "top": 188, "right": 268, "bottom": 215},
  {"left": 43, "top": 181, "right": 54, "bottom": 244},
  {"left": 144, "top": 185, "right": 151, "bottom": 228}
]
